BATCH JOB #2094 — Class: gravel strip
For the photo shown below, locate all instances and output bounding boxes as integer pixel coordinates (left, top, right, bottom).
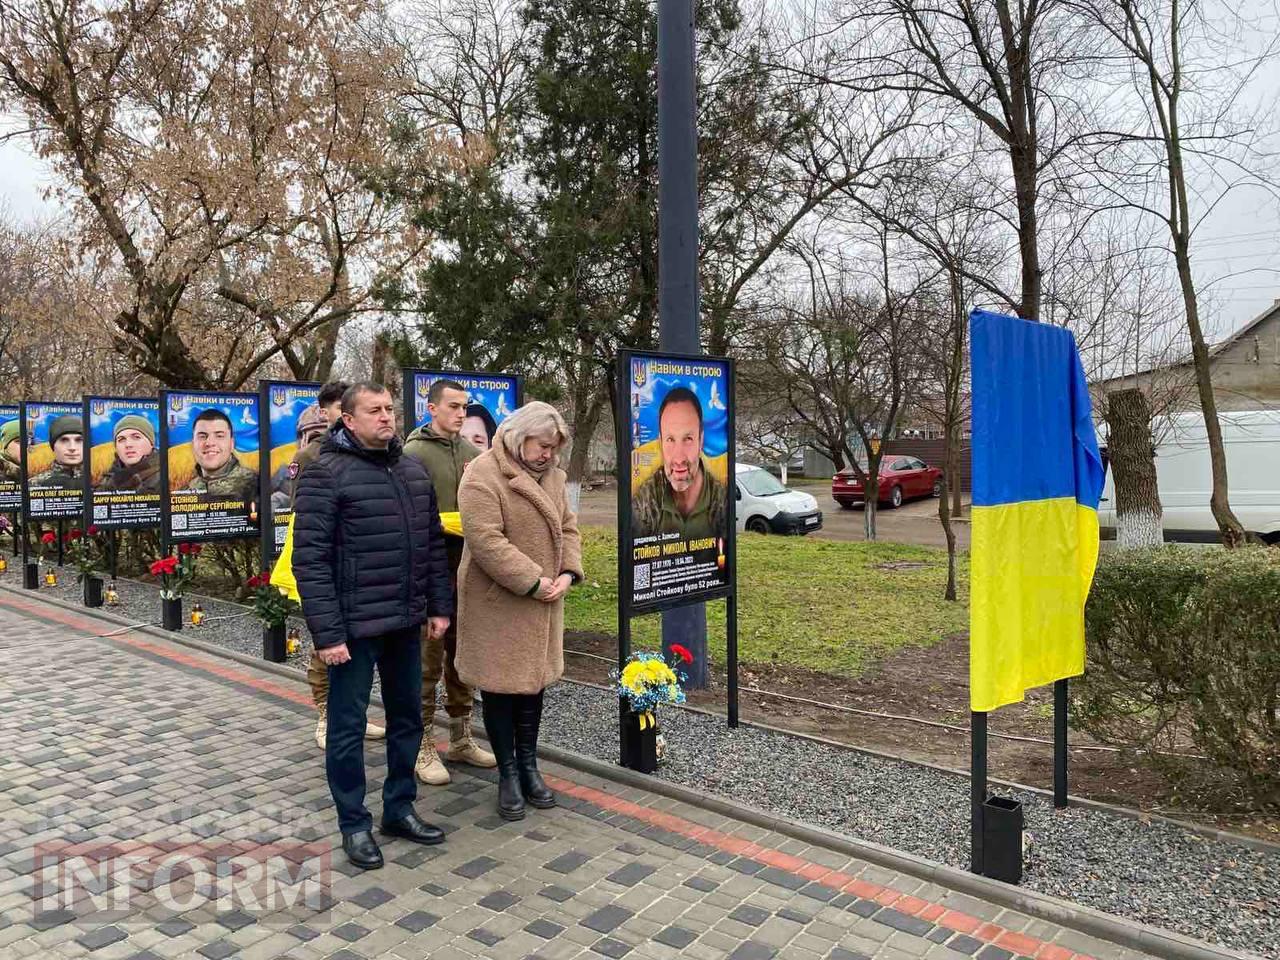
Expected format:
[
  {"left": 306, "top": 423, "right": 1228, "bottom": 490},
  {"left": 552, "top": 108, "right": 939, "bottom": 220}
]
[{"left": 9, "top": 566, "right": 1276, "bottom": 957}]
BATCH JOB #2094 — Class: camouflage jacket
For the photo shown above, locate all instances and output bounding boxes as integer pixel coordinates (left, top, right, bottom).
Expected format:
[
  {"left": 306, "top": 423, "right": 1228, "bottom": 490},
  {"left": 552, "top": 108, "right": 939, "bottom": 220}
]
[
  {"left": 190, "top": 455, "right": 257, "bottom": 501},
  {"left": 101, "top": 452, "right": 161, "bottom": 493},
  {"left": 631, "top": 459, "right": 728, "bottom": 541},
  {"left": 30, "top": 462, "right": 82, "bottom": 491},
  {"left": 0, "top": 455, "right": 20, "bottom": 482}
]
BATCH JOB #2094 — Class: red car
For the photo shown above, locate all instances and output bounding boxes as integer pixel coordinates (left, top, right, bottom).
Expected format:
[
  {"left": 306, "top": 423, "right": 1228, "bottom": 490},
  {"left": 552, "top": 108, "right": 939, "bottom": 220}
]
[{"left": 832, "top": 455, "right": 943, "bottom": 509}]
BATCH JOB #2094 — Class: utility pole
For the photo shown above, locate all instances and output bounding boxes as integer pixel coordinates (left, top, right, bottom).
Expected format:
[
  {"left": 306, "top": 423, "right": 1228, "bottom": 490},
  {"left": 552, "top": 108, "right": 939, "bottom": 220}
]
[{"left": 656, "top": 0, "right": 708, "bottom": 686}]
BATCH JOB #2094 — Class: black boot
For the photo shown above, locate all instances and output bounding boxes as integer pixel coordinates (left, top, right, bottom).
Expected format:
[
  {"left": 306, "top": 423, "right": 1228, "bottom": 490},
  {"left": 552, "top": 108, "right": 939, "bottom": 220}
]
[
  {"left": 481, "top": 691, "right": 524, "bottom": 821},
  {"left": 515, "top": 691, "right": 555, "bottom": 809}
]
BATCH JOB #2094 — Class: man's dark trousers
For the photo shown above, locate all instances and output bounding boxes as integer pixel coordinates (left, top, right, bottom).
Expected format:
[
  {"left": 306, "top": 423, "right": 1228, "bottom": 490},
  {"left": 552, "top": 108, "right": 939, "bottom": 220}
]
[{"left": 326, "top": 625, "right": 423, "bottom": 835}]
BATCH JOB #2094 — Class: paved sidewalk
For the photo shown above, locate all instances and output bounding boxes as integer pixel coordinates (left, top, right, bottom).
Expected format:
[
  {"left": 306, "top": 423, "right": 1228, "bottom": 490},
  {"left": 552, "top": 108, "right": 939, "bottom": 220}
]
[{"left": 0, "top": 591, "right": 1151, "bottom": 960}]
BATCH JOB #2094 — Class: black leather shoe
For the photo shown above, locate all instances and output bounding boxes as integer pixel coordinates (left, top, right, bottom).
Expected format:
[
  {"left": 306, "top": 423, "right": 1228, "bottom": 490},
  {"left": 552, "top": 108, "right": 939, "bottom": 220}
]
[
  {"left": 381, "top": 810, "right": 446, "bottom": 845},
  {"left": 516, "top": 692, "right": 556, "bottom": 809},
  {"left": 342, "top": 830, "right": 384, "bottom": 870}
]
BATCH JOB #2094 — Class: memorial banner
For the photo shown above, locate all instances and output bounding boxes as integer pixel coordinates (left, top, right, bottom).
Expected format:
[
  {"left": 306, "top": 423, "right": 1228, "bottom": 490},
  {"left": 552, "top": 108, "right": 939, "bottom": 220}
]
[
  {"left": 403, "top": 369, "right": 521, "bottom": 451},
  {"left": 0, "top": 405, "right": 21, "bottom": 511},
  {"left": 160, "top": 391, "right": 260, "bottom": 542},
  {"left": 22, "top": 400, "right": 85, "bottom": 520},
  {"left": 259, "top": 380, "right": 322, "bottom": 562},
  {"left": 619, "top": 351, "right": 735, "bottom": 614},
  {"left": 84, "top": 396, "right": 162, "bottom": 529}
]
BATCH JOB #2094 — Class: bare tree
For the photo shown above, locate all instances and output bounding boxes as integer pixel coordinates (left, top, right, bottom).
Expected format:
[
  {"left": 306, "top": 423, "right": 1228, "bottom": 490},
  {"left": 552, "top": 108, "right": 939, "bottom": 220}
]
[
  {"left": 0, "top": 0, "right": 449, "bottom": 388},
  {"left": 1067, "top": 0, "right": 1278, "bottom": 545}
]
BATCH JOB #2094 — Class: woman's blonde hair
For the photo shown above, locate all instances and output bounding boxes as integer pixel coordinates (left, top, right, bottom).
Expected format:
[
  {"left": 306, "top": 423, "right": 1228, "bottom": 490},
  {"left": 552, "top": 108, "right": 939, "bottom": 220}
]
[{"left": 497, "top": 401, "right": 570, "bottom": 464}]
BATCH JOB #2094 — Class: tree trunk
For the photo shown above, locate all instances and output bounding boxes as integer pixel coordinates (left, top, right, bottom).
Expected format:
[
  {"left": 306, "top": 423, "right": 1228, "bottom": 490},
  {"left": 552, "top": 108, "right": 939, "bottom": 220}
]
[
  {"left": 1105, "top": 388, "right": 1163, "bottom": 549},
  {"left": 564, "top": 383, "right": 605, "bottom": 513},
  {"left": 1172, "top": 239, "right": 1246, "bottom": 546}
]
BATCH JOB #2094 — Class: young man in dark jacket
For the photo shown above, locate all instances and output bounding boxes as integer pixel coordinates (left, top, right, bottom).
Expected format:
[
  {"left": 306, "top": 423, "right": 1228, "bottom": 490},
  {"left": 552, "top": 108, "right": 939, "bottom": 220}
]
[{"left": 293, "top": 382, "right": 452, "bottom": 869}]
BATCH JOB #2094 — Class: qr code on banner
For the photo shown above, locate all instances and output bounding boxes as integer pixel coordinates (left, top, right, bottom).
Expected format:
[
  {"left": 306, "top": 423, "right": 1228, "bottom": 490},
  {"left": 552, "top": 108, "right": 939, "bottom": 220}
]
[
  {"left": 634, "top": 563, "right": 651, "bottom": 590},
  {"left": 93, "top": 506, "right": 108, "bottom": 520},
  {"left": 171, "top": 514, "right": 187, "bottom": 530}
]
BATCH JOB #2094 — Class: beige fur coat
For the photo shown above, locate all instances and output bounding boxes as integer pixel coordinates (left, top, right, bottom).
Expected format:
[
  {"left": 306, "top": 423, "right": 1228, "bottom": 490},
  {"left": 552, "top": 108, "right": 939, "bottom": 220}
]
[{"left": 455, "top": 442, "right": 584, "bottom": 694}]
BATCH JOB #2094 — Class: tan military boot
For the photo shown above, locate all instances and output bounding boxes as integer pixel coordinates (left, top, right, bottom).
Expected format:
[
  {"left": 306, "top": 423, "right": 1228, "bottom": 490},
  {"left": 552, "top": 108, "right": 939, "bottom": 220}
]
[
  {"left": 447, "top": 715, "right": 497, "bottom": 768},
  {"left": 314, "top": 706, "right": 327, "bottom": 750},
  {"left": 415, "top": 738, "right": 451, "bottom": 785}
]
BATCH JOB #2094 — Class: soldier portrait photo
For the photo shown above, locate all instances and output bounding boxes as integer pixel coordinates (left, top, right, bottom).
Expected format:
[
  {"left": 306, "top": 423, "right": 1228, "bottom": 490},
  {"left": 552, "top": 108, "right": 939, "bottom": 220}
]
[
  {"left": 631, "top": 386, "right": 728, "bottom": 541},
  {"left": 0, "top": 416, "right": 20, "bottom": 483},
  {"left": 30, "top": 413, "right": 84, "bottom": 491},
  {"left": 270, "top": 401, "right": 327, "bottom": 512},
  {"left": 100, "top": 414, "right": 161, "bottom": 493},
  {"left": 185, "top": 408, "right": 257, "bottom": 502},
  {"left": 460, "top": 402, "right": 497, "bottom": 452}
]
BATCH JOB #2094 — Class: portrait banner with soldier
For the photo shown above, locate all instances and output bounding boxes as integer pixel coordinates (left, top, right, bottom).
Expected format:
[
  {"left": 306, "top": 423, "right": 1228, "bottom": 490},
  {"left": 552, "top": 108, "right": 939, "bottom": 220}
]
[
  {"left": 0, "top": 405, "right": 21, "bottom": 511},
  {"left": 84, "top": 396, "right": 162, "bottom": 529},
  {"left": 259, "top": 380, "right": 322, "bottom": 562},
  {"left": 403, "top": 369, "right": 522, "bottom": 453},
  {"left": 21, "top": 400, "right": 86, "bottom": 520},
  {"left": 619, "top": 351, "right": 735, "bottom": 614},
  {"left": 160, "top": 390, "right": 261, "bottom": 542}
]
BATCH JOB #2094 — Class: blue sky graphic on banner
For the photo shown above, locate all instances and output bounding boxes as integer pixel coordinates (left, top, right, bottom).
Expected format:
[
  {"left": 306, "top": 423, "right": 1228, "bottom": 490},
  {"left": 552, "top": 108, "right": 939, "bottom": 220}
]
[
  {"left": 166, "top": 393, "right": 259, "bottom": 452},
  {"left": 267, "top": 384, "right": 322, "bottom": 449},
  {"left": 88, "top": 398, "right": 160, "bottom": 451},
  {"left": 408, "top": 371, "right": 519, "bottom": 446},
  {"left": 629, "top": 358, "right": 730, "bottom": 455}
]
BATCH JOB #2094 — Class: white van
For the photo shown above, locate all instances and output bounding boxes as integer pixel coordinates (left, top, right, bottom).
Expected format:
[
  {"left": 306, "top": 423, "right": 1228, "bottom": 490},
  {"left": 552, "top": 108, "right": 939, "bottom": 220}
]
[
  {"left": 734, "top": 463, "right": 823, "bottom": 535},
  {"left": 1098, "top": 408, "right": 1280, "bottom": 544}
]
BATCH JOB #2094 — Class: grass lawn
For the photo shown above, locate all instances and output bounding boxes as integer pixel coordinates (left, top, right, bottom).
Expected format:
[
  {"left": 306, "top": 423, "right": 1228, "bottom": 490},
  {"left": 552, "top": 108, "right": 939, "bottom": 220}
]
[{"left": 563, "top": 526, "right": 969, "bottom": 678}]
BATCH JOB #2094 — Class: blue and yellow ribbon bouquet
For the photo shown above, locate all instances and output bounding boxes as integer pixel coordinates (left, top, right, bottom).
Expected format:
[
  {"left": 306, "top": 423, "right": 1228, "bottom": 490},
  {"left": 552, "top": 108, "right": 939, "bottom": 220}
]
[{"left": 612, "top": 650, "right": 689, "bottom": 732}]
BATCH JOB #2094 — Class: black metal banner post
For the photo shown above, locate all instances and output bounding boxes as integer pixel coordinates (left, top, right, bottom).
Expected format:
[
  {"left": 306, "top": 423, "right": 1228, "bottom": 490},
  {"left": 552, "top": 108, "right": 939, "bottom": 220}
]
[
  {"left": 10, "top": 512, "right": 17, "bottom": 556},
  {"left": 1054, "top": 678, "right": 1069, "bottom": 808},
  {"left": 970, "top": 710, "right": 987, "bottom": 874},
  {"left": 56, "top": 518, "right": 64, "bottom": 566},
  {"left": 656, "top": 0, "right": 708, "bottom": 689},
  {"left": 110, "top": 531, "right": 119, "bottom": 580}
]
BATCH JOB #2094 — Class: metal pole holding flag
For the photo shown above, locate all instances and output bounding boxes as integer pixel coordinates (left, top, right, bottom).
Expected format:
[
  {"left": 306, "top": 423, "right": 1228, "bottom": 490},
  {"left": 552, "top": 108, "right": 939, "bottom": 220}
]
[{"left": 1054, "top": 678, "right": 1069, "bottom": 808}]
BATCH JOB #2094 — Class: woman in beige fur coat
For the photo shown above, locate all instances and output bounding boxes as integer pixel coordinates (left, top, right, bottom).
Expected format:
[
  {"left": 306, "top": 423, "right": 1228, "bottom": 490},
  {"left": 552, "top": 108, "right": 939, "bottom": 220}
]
[{"left": 456, "top": 401, "right": 584, "bottom": 820}]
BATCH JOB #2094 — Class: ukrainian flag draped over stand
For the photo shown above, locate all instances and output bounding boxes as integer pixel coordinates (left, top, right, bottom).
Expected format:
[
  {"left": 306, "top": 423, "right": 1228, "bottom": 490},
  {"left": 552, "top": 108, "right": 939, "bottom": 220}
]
[{"left": 969, "top": 310, "right": 1105, "bottom": 712}]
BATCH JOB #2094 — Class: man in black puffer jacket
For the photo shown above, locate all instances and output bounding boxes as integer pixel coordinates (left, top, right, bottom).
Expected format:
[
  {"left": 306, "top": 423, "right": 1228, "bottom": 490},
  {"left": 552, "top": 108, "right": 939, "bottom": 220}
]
[{"left": 294, "top": 382, "right": 453, "bottom": 870}]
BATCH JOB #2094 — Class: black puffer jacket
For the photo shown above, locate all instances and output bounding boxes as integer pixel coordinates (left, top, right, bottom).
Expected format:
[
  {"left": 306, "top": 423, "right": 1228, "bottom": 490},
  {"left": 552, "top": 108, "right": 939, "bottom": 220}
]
[{"left": 294, "top": 423, "right": 452, "bottom": 649}]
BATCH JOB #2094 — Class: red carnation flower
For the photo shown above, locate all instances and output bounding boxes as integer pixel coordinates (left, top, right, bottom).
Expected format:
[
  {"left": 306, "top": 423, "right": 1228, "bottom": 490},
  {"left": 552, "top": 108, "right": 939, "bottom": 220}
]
[
  {"left": 40, "top": 531, "right": 56, "bottom": 544},
  {"left": 190, "top": 544, "right": 203, "bottom": 555},
  {"left": 148, "top": 559, "right": 166, "bottom": 576},
  {"left": 178, "top": 542, "right": 192, "bottom": 555},
  {"left": 669, "top": 644, "right": 694, "bottom": 666},
  {"left": 86, "top": 525, "right": 99, "bottom": 536},
  {"left": 247, "top": 574, "right": 262, "bottom": 588},
  {"left": 67, "top": 528, "right": 83, "bottom": 541}
]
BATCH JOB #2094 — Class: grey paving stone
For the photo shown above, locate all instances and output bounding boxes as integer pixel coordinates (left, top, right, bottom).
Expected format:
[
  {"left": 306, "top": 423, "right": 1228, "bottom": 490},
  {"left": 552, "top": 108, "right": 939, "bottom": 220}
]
[
  {"left": 196, "top": 941, "right": 238, "bottom": 960},
  {"left": 478, "top": 890, "right": 521, "bottom": 911},
  {"left": 539, "top": 884, "right": 576, "bottom": 902},
  {"left": 592, "top": 936, "right": 634, "bottom": 957},
  {"left": 947, "top": 934, "right": 983, "bottom": 954},
  {"left": 607, "top": 862, "right": 657, "bottom": 887},
  {"left": 526, "top": 919, "right": 566, "bottom": 939},
  {"left": 468, "top": 926, "right": 504, "bottom": 946},
  {"left": 419, "top": 882, "right": 451, "bottom": 897},
  {"left": 350, "top": 886, "right": 395, "bottom": 909},
  {"left": 545, "top": 851, "right": 592, "bottom": 874},
  {"left": 655, "top": 925, "right": 699, "bottom": 948},
  {"left": 453, "top": 855, "right": 501, "bottom": 879},
  {"left": 875, "top": 908, "right": 933, "bottom": 937},
  {"left": 727, "top": 941, "right": 778, "bottom": 960},
  {"left": 157, "top": 919, "right": 195, "bottom": 937},
  {"left": 391, "top": 911, "right": 437, "bottom": 936},
  {"left": 76, "top": 925, "right": 128, "bottom": 951},
  {"left": 216, "top": 908, "right": 256, "bottom": 932},
  {"left": 582, "top": 904, "right": 634, "bottom": 934},
  {"left": 286, "top": 924, "right": 320, "bottom": 940},
  {"left": 683, "top": 876, "right": 719, "bottom": 893},
  {"left": 729, "top": 905, "right": 771, "bottom": 927},
  {"left": 777, "top": 908, "right": 813, "bottom": 925},
  {"left": 978, "top": 946, "right": 1014, "bottom": 960},
  {"left": 829, "top": 949, "right": 872, "bottom": 960},
  {"left": 332, "top": 922, "right": 370, "bottom": 942}
]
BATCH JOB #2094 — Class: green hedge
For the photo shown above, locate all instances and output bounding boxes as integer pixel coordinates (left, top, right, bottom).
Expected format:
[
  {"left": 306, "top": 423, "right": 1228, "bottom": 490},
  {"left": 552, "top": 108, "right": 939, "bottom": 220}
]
[{"left": 1078, "top": 546, "right": 1280, "bottom": 807}]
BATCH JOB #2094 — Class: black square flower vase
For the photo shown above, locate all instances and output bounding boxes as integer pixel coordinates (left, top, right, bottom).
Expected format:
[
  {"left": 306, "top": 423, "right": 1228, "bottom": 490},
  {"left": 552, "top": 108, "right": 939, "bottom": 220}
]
[
  {"left": 263, "top": 623, "right": 287, "bottom": 663},
  {"left": 161, "top": 597, "right": 183, "bottom": 631},
  {"left": 980, "top": 794, "right": 1023, "bottom": 885},
  {"left": 24, "top": 561, "right": 39, "bottom": 590},
  {"left": 83, "top": 576, "right": 104, "bottom": 608},
  {"left": 620, "top": 710, "right": 658, "bottom": 774}
]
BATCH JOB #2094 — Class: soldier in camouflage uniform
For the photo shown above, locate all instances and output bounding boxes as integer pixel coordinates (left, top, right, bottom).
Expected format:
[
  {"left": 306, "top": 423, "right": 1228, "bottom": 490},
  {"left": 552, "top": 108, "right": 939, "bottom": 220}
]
[
  {"left": 30, "top": 414, "right": 84, "bottom": 491},
  {"left": 0, "top": 419, "right": 20, "bottom": 482},
  {"left": 187, "top": 408, "right": 257, "bottom": 502},
  {"left": 270, "top": 402, "right": 328, "bottom": 512},
  {"left": 631, "top": 387, "right": 728, "bottom": 541}
]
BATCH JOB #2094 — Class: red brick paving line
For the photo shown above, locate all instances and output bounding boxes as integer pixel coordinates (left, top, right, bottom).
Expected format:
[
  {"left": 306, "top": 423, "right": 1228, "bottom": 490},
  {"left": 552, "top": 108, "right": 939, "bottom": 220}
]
[{"left": 0, "top": 592, "right": 1096, "bottom": 960}]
